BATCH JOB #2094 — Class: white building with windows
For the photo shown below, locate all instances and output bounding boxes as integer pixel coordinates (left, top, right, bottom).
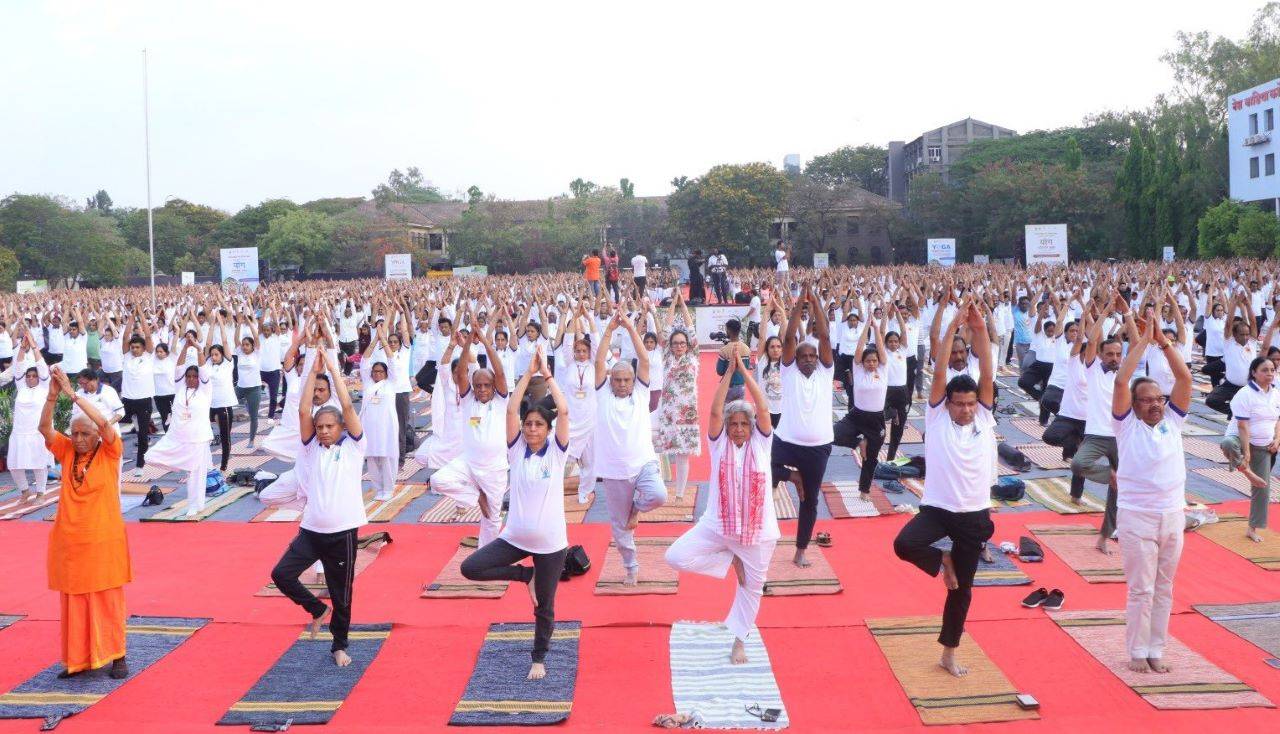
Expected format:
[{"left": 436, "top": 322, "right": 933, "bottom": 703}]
[
  {"left": 886, "top": 118, "right": 1016, "bottom": 204},
  {"left": 1228, "top": 77, "right": 1280, "bottom": 214}
]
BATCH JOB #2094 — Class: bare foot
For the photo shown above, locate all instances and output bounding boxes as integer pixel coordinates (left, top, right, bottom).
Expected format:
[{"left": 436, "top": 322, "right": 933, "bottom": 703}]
[
  {"left": 309, "top": 607, "right": 332, "bottom": 640},
  {"left": 478, "top": 493, "right": 491, "bottom": 519},
  {"left": 980, "top": 545, "right": 994, "bottom": 564},
  {"left": 623, "top": 568, "right": 638, "bottom": 587},
  {"left": 1247, "top": 528, "right": 1265, "bottom": 543},
  {"left": 732, "top": 555, "right": 746, "bottom": 586},
  {"left": 1095, "top": 536, "right": 1112, "bottom": 555},
  {"left": 940, "top": 552, "right": 959, "bottom": 590},
  {"left": 625, "top": 505, "right": 641, "bottom": 530},
  {"left": 1070, "top": 496, "right": 1084, "bottom": 506},
  {"left": 528, "top": 662, "right": 546, "bottom": 680},
  {"left": 793, "top": 548, "right": 811, "bottom": 568},
  {"left": 1147, "top": 657, "right": 1171, "bottom": 673},
  {"left": 939, "top": 648, "right": 968, "bottom": 677},
  {"left": 730, "top": 639, "right": 749, "bottom": 665},
  {"left": 333, "top": 649, "right": 352, "bottom": 667},
  {"left": 19, "top": 491, "right": 34, "bottom": 502},
  {"left": 1128, "top": 657, "right": 1152, "bottom": 673}
]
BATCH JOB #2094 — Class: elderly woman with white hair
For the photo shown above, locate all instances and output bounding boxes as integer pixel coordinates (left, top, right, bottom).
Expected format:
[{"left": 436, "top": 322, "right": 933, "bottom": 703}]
[{"left": 665, "top": 357, "right": 776, "bottom": 665}]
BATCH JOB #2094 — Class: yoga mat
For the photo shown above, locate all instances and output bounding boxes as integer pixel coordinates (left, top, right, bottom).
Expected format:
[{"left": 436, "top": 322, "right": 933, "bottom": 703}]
[
  {"left": 141, "top": 486, "right": 253, "bottom": 522},
  {"left": 564, "top": 491, "right": 594, "bottom": 524},
  {"left": 1194, "top": 601, "right": 1280, "bottom": 657},
  {"left": 229, "top": 438, "right": 257, "bottom": 456},
  {"left": 764, "top": 538, "right": 841, "bottom": 596},
  {"left": 866, "top": 616, "right": 1036, "bottom": 725},
  {"left": 1192, "top": 467, "right": 1254, "bottom": 497},
  {"left": 669, "top": 621, "right": 788, "bottom": 729},
  {"left": 365, "top": 483, "right": 427, "bottom": 522},
  {"left": 595, "top": 538, "right": 678, "bottom": 595},
  {"left": 0, "top": 490, "right": 60, "bottom": 521},
  {"left": 420, "top": 497, "right": 483, "bottom": 523},
  {"left": 449, "top": 622, "right": 580, "bottom": 725},
  {"left": 820, "top": 481, "right": 894, "bottom": 518},
  {"left": 257, "top": 532, "right": 391, "bottom": 597},
  {"left": 640, "top": 488, "right": 697, "bottom": 523},
  {"left": 362, "top": 459, "right": 423, "bottom": 483},
  {"left": 930, "top": 540, "right": 1032, "bottom": 586},
  {"left": 251, "top": 505, "right": 302, "bottom": 523},
  {"left": 898, "top": 422, "right": 924, "bottom": 444},
  {"left": 1016, "top": 443, "right": 1070, "bottom": 470},
  {"left": 1048, "top": 610, "right": 1273, "bottom": 709},
  {"left": 1180, "top": 421, "right": 1219, "bottom": 436},
  {"left": 0, "top": 616, "right": 208, "bottom": 724},
  {"left": 120, "top": 482, "right": 174, "bottom": 496},
  {"left": 773, "top": 484, "right": 798, "bottom": 520},
  {"left": 1195, "top": 515, "right": 1280, "bottom": 570},
  {"left": 0, "top": 615, "right": 21, "bottom": 631},
  {"left": 899, "top": 478, "right": 1025, "bottom": 511},
  {"left": 1017, "top": 400, "right": 1041, "bottom": 417},
  {"left": 1010, "top": 418, "right": 1045, "bottom": 440},
  {"left": 1183, "top": 437, "right": 1228, "bottom": 463},
  {"left": 222, "top": 455, "right": 268, "bottom": 473},
  {"left": 1029, "top": 525, "right": 1124, "bottom": 583},
  {"left": 1024, "top": 477, "right": 1105, "bottom": 514},
  {"left": 217, "top": 623, "right": 392, "bottom": 727},
  {"left": 129, "top": 463, "right": 174, "bottom": 482},
  {"left": 422, "top": 542, "right": 510, "bottom": 598}
]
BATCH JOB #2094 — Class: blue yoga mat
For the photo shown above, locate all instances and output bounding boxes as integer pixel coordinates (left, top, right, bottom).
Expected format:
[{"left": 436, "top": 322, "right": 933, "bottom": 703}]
[
  {"left": 217, "top": 623, "right": 392, "bottom": 727},
  {"left": 449, "top": 621, "right": 580, "bottom": 726},
  {"left": 932, "top": 540, "right": 1032, "bottom": 586},
  {"left": 0, "top": 616, "right": 208, "bottom": 726},
  {"left": 0, "top": 615, "right": 21, "bottom": 632}
]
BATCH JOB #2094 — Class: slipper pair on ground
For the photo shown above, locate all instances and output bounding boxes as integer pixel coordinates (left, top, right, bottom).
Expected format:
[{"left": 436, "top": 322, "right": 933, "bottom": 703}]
[{"left": 1021, "top": 588, "right": 1065, "bottom": 611}]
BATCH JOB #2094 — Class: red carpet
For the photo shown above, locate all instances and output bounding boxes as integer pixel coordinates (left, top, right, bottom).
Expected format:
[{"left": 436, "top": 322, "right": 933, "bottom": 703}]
[{"left": 2, "top": 502, "right": 1280, "bottom": 731}]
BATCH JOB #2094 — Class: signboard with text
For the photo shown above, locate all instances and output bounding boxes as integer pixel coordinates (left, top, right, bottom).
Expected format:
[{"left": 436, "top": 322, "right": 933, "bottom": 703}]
[
  {"left": 693, "top": 305, "right": 750, "bottom": 349},
  {"left": 385, "top": 253, "right": 412, "bottom": 280},
  {"left": 181, "top": 271, "right": 195, "bottom": 286},
  {"left": 452, "top": 265, "right": 488, "bottom": 278},
  {"left": 973, "top": 254, "right": 990, "bottom": 265},
  {"left": 926, "top": 238, "right": 956, "bottom": 267},
  {"left": 1162, "top": 246, "right": 1175, "bottom": 263},
  {"left": 1227, "top": 77, "right": 1280, "bottom": 202},
  {"left": 219, "top": 247, "right": 260, "bottom": 290},
  {"left": 15, "top": 280, "right": 48, "bottom": 294},
  {"left": 1024, "top": 224, "right": 1068, "bottom": 266},
  {"left": 813, "top": 252, "right": 829, "bottom": 269}
]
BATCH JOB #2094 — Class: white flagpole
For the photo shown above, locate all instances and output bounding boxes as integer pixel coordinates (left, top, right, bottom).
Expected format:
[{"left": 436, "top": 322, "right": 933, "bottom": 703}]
[{"left": 143, "top": 48, "right": 156, "bottom": 307}]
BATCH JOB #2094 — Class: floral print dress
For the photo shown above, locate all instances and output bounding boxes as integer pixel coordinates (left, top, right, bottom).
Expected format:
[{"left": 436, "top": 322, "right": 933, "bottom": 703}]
[{"left": 654, "top": 321, "right": 702, "bottom": 456}]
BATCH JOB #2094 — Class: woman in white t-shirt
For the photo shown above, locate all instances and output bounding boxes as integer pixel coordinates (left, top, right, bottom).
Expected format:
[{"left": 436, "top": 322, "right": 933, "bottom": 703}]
[
  {"left": 665, "top": 359, "right": 776, "bottom": 665},
  {"left": 206, "top": 341, "right": 237, "bottom": 473},
  {"left": 833, "top": 317, "right": 888, "bottom": 496},
  {"left": 151, "top": 342, "right": 178, "bottom": 432},
  {"left": 553, "top": 307, "right": 598, "bottom": 501},
  {"left": 754, "top": 335, "right": 784, "bottom": 427},
  {"left": 234, "top": 319, "right": 263, "bottom": 450},
  {"left": 1220, "top": 356, "right": 1279, "bottom": 542},
  {"left": 6, "top": 334, "right": 52, "bottom": 501},
  {"left": 359, "top": 324, "right": 402, "bottom": 501},
  {"left": 461, "top": 346, "right": 569, "bottom": 682},
  {"left": 98, "top": 323, "right": 124, "bottom": 394},
  {"left": 144, "top": 337, "right": 215, "bottom": 518}
]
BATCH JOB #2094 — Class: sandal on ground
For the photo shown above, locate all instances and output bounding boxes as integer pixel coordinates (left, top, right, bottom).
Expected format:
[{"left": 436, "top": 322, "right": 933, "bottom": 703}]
[
  {"left": 815, "top": 532, "right": 832, "bottom": 548},
  {"left": 653, "top": 713, "right": 699, "bottom": 728}
]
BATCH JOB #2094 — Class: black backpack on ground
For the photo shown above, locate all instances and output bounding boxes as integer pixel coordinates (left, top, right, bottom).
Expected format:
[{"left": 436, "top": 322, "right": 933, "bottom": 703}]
[{"left": 560, "top": 545, "right": 590, "bottom": 580}]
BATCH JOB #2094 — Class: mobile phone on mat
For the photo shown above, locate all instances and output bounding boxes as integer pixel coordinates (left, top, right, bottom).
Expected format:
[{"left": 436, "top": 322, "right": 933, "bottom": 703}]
[{"left": 1015, "top": 694, "right": 1040, "bottom": 710}]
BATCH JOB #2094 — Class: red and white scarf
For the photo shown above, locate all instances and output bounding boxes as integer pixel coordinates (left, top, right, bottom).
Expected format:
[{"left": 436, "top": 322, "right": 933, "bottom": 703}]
[{"left": 718, "top": 438, "right": 766, "bottom": 545}]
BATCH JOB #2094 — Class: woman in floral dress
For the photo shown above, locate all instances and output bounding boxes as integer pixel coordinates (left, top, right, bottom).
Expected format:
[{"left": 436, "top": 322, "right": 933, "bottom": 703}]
[{"left": 654, "top": 291, "right": 701, "bottom": 501}]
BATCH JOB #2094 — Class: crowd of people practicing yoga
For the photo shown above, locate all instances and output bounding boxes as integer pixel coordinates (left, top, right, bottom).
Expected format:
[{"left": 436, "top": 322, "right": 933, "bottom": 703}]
[{"left": 7, "top": 255, "right": 1278, "bottom": 686}]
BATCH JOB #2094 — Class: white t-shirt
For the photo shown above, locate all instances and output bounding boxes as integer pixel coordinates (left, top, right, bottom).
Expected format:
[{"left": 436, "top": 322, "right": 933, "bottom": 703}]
[
  {"left": 501, "top": 435, "right": 569, "bottom": 554},
  {"left": 1113, "top": 404, "right": 1186, "bottom": 513},
  {"left": 120, "top": 352, "right": 156, "bottom": 400},
  {"left": 1224, "top": 338, "right": 1258, "bottom": 387},
  {"left": 208, "top": 359, "right": 237, "bottom": 408},
  {"left": 885, "top": 347, "right": 909, "bottom": 387},
  {"left": 1203, "top": 316, "right": 1226, "bottom": 357},
  {"left": 774, "top": 249, "right": 788, "bottom": 272},
  {"left": 1083, "top": 360, "right": 1117, "bottom": 437},
  {"left": 99, "top": 335, "right": 123, "bottom": 373},
  {"left": 1059, "top": 356, "right": 1088, "bottom": 421},
  {"left": 168, "top": 367, "right": 214, "bottom": 444},
  {"left": 631, "top": 255, "right": 648, "bottom": 278},
  {"left": 153, "top": 355, "right": 178, "bottom": 397},
  {"left": 922, "top": 399, "right": 997, "bottom": 512},
  {"left": 699, "top": 427, "right": 779, "bottom": 543},
  {"left": 850, "top": 364, "right": 888, "bottom": 412},
  {"left": 459, "top": 390, "right": 510, "bottom": 472},
  {"left": 61, "top": 334, "right": 89, "bottom": 374},
  {"left": 1228, "top": 382, "right": 1280, "bottom": 446},
  {"left": 593, "top": 379, "right": 657, "bottom": 479},
  {"left": 297, "top": 432, "right": 369, "bottom": 533},
  {"left": 235, "top": 348, "right": 261, "bottom": 389},
  {"left": 72, "top": 384, "right": 125, "bottom": 423},
  {"left": 775, "top": 362, "right": 834, "bottom": 446},
  {"left": 258, "top": 334, "right": 284, "bottom": 372}
]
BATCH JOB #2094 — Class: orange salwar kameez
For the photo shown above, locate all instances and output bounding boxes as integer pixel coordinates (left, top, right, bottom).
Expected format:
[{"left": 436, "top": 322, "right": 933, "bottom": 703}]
[{"left": 46, "top": 430, "right": 131, "bottom": 674}]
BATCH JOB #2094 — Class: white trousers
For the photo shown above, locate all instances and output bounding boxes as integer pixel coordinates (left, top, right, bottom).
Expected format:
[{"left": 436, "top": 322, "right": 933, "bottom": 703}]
[
  {"left": 567, "top": 435, "right": 597, "bottom": 503},
  {"left": 13, "top": 468, "right": 48, "bottom": 496},
  {"left": 601, "top": 461, "right": 668, "bottom": 570},
  {"left": 367, "top": 456, "right": 396, "bottom": 499},
  {"left": 1118, "top": 507, "right": 1184, "bottom": 660},
  {"left": 430, "top": 458, "right": 508, "bottom": 546},
  {"left": 665, "top": 523, "right": 776, "bottom": 642},
  {"left": 415, "top": 431, "right": 461, "bottom": 470},
  {"left": 182, "top": 448, "right": 213, "bottom": 514}
]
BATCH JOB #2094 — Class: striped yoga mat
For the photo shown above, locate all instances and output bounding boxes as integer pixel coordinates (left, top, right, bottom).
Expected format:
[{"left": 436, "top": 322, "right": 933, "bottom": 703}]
[
  {"left": 218, "top": 623, "right": 392, "bottom": 727},
  {"left": 422, "top": 541, "right": 509, "bottom": 598},
  {"left": 898, "top": 422, "right": 924, "bottom": 444},
  {"left": 1024, "top": 477, "right": 1105, "bottom": 514},
  {"left": 821, "top": 481, "right": 893, "bottom": 517},
  {"left": 669, "top": 621, "right": 788, "bottom": 729},
  {"left": 1029, "top": 525, "right": 1124, "bottom": 583},
  {"left": 362, "top": 458, "right": 423, "bottom": 483},
  {"left": 365, "top": 483, "right": 427, "bottom": 522},
  {"left": 1010, "top": 418, "right": 1045, "bottom": 440},
  {"left": 257, "top": 532, "right": 391, "bottom": 597},
  {"left": 1195, "top": 515, "right": 1280, "bottom": 570},
  {"left": 0, "top": 616, "right": 207, "bottom": 723},
  {"left": 449, "top": 622, "right": 580, "bottom": 725},
  {"left": 140, "top": 486, "right": 253, "bottom": 522},
  {"left": 1192, "top": 467, "right": 1253, "bottom": 496},
  {"left": 899, "top": 478, "right": 1027, "bottom": 511},
  {"left": 764, "top": 538, "right": 841, "bottom": 596},
  {"left": 251, "top": 505, "right": 302, "bottom": 523},
  {"left": 1195, "top": 601, "right": 1280, "bottom": 657},
  {"left": 640, "top": 488, "right": 697, "bottom": 523},
  {"left": 222, "top": 455, "right": 268, "bottom": 473},
  {"left": 867, "top": 616, "right": 1037, "bottom": 725},
  {"left": 930, "top": 540, "right": 1032, "bottom": 586},
  {"left": 773, "top": 484, "right": 798, "bottom": 520},
  {"left": 420, "top": 497, "right": 483, "bottom": 524},
  {"left": 1048, "top": 610, "right": 1273, "bottom": 709},
  {"left": 1183, "top": 437, "right": 1228, "bottom": 463},
  {"left": 1016, "top": 443, "right": 1070, "bottom": 470},
  {"left": 564, "top": 490, "right": 594, "bottom": 524},
  {"left": 0, "top": 490, "right": 59, "bottom": 521},
  {"left": 595, "top": 538, "right": 678, "bottom": 595}
]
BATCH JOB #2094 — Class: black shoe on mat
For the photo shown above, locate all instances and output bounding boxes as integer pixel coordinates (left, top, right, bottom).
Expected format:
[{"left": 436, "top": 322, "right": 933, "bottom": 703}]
[
  {"left": 1043, "top": 589, "right": 1065, "bottom": 611},
  {"left": 1021, "top": 587, "right": 1049, "bottom": 608}
]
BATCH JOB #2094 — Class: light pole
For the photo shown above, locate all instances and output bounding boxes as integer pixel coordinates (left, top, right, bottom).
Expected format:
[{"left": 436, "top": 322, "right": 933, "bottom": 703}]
[{"left": 143, "top": 49, "right": 156, "bottom": 307}]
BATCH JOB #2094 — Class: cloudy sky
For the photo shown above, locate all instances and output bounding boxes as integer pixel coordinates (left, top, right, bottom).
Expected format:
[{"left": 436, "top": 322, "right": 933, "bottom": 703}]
[{"left": 0, "top": 1, "right": 1267, "bottom": 212}]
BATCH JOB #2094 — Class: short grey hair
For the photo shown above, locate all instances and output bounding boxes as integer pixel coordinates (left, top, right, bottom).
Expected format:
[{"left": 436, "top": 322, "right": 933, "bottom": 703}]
[
  {"left": 723, "top": 399, "right": 756, "bottom": 423},
  {"left": 609, "top": 362, "right": 635, "bottom": 377},
  {"left": 313, "top": 406, "right": 343, "bottom": 425}
]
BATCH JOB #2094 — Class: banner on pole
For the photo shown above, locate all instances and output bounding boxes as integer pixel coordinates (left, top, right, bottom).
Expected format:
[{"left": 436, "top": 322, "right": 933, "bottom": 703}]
[
  {"left": 15, "top": 280, "right": 48, "bottom": 294},
  {"left": 219, "top": 247, "right": 260, "bottom": 290},
  {"left": 813, "top": 253, "right": 829, "bottom": 269},
  {"left": 181, "top": 272, "right": 195, "bottom": 286},
  {"left": 1024, "top": 224, "right": 1068, "bottom": 265},
  {"left": 926, "top": 238, "right": 956, "bottom": 267},
  {"left": 973, "top": 255, "right": 990, "bottom": 265},
  {"left": 1162, "top": 246, "right": 1175, "bottom": 263},
  {"left": 385, "top": 253, "right": 412, "bottom": 280}
]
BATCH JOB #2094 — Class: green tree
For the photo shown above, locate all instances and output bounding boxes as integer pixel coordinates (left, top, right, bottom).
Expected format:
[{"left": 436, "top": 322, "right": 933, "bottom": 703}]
[
  {"left": 569, "top": 178, "right": 598, "bottom": 199},
  {"left": 258, "top": 209, "right": 337, "bottom": 273},
  {"left": 301, "top": 197, "right": 365, "bottom": 216},
  {"left": 1196, "top": 199, "right": 1244, "bottom": 258},
  {"left": 1064, "top": 136, "right": 1083, "bottom": 171},
  {"left": 206, "top": 199, "right": 300, "bottom": 259},
  {"left": 85, "top": 189, "right": 113, "bottom": 213},
  {"left": 372, "top": 167, "right": 447, "bottom": 206},
  {"left": 667, "top": 162, "right": 790, "bottom": 263},
  {"left": 0, "top": 195, "right": 129, "bottom": 286},
  {"left": 1228, "top": 206, "right": 1280, "bottom": 258},
  {"left": 1116, "top": 128, "right": 1157, "bottom": 257},
  {"left": 804, "top": 145, "right": 888, "bottom": 195},
  {"left": 120, "top": 209, "right": 197, "bottom": 275},
  {"left": 619, "top": 178, "right": 635, "bottom": 199},
  {"left": 0, "top": 246, "right": 19, "bottom": 291}
]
